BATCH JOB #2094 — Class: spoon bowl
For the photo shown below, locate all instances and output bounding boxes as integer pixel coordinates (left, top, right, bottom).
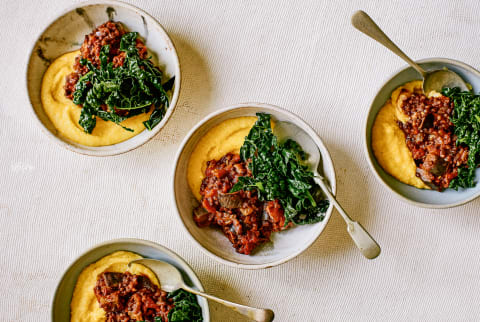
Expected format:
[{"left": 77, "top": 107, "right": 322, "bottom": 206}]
[
  {"left": 273, "top": 120, "right": 322, "bottom": 171},
  {"left": 423, "top": 69, "right": 469, "bottom": 94},
  {"left": 129, "top": 258, "right": 183, "bottom": 292}
]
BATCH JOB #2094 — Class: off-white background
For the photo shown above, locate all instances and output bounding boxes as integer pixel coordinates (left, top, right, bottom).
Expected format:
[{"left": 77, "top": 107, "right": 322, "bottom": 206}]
[{"left": 1, "top": 0, "right": 480, "bottom": 321}]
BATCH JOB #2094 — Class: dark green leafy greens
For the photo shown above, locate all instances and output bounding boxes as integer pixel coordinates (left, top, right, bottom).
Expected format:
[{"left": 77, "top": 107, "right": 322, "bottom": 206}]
[
  {"left": 167, "top": 289, "right": 203, "bottom": 322},
  {"left": 73, "top": 32, "right": 174, "bottom": 133},
  {"left": 230, "top": 113, "right": 329, "bottom": 225},
  {"left": 442, "top": 87, "right": 480, "bottom": 190},
  {"left": 139, "top": 290, "right": 202, "bottom": 322}
]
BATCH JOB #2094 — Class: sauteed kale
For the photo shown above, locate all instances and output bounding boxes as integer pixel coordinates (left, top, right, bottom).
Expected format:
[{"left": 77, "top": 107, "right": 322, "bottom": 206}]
[
  {"left": 442, "top": 87, "right": 480, "bottom": 189},
  {"left": 230, "top": 113, "right": 329, "bottom": 225},
  {"left": 72, "top": 32, "right": 174, "bottom": 133},
  {"left": 167, "top": 289, "right": 203, "bottom": 322}
]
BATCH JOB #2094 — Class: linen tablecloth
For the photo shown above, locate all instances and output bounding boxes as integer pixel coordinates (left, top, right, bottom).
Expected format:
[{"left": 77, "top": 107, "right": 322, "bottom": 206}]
[{"left": 1, "top": 0, "right": 480, "bottom": 321}]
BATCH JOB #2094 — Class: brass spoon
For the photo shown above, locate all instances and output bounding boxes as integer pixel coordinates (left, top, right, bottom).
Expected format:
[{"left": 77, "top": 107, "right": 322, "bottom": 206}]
[
  {"left": 273, "top": 121, "right": 381, "bottom": 259},
  {"left": 352, "top": 10, "right": 468, "bottom": 93},
  {"left": 129, "top": 259, "right": 275, "bottom": 322}
]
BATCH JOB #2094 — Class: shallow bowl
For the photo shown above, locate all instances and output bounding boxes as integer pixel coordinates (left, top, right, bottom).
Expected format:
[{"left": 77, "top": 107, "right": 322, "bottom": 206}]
[
  {"left": 173, "top": 103, "right": 336, "bottom": 269},
  {"left": 26, "top": 0, "right": 180, "bottom": 156},
  {"left": 365, "top": 58, "right": 480, "bottom": 208},
  {"left": 51, "top": 238, "right": 210, "bottom": 321}
]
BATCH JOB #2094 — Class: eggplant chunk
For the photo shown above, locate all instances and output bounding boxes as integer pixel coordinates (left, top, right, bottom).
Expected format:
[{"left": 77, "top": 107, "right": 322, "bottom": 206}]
[
  {"left": 102, "top": 272, "right": 124, "bottom": 288},
  {"left": 218, "top": 192, "right": 243, "bottom": 209}
]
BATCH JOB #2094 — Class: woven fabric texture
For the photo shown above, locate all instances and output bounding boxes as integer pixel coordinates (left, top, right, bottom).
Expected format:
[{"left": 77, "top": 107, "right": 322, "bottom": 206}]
[{"left": 1, "top": 0, "right": 480, "bottom": 321}]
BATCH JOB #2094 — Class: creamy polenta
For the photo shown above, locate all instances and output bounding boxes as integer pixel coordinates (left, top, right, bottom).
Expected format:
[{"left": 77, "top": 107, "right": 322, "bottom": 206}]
[
  {"left": 372, "top": 80, "right": 430, "bottom": 189},
  {"left": 187, "top": 116, "right": 258, "bottom": 201},
  {"left": 70, "top": 251, "right": 159, "bottom": 322},
  {"left": 41, "top": 51, "right": 151, "bottom": 146}
]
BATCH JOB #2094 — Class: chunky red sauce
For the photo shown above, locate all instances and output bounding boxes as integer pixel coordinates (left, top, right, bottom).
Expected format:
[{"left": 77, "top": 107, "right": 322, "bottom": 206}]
[
  {"left": 397, "top": 91, "right": 469, "bottom": 190},
  {"left": 64, "top": 21, "right": 147, "bottom": 116},
  {"left": 193, "top": 153, "right": 291, "bottom": 255},
  {"left": 94, "top": 272, "right": 173, "bottom": 322}
]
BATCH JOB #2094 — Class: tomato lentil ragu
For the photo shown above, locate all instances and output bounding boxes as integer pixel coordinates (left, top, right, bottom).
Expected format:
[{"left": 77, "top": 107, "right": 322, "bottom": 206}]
[
  {"left": 95, "top": 272, "right": 173, "bottom": 322},
  {"left": 193, "top": 153, "right": 292, "bottom": 255},
  {"left": 64, "top": 21, "right": 147, "bottom": 116},
  {"left": 397, "top": 89, "right": 469, "bottom": 191}
]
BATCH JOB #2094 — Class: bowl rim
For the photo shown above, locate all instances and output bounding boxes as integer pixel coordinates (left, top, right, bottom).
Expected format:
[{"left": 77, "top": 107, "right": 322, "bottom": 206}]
[
  {"left": 172, "top": 102, "right": 337, "bottom": 269},
  {"left": 25, "top": 0, "right": 181, "bottom": 157},
  {"left": 51, "top": 237, "right": 210, "bottom": 321},
  {"left": 364, "top": 57, "right": 480, "bottom": 209}
]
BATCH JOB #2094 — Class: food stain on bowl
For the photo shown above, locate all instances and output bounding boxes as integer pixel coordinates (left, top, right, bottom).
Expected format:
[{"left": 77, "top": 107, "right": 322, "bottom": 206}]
[{"left": 26, "top": 1, "right": 180, "bottom": 156}]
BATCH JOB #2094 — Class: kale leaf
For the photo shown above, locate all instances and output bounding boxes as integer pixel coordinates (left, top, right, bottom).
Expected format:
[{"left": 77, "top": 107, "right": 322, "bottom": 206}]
[
  {"left": 442, "top": 87, "right": 480, "bottom": 190},
  {"left": 72, "top": 32, "right": 174, "bottom": 133},
  {"left": 230, "top": 113, "right": 329, "bottom": 225},
  {"left": 167, "top": 289, "right": 203, "bottom": 322}
]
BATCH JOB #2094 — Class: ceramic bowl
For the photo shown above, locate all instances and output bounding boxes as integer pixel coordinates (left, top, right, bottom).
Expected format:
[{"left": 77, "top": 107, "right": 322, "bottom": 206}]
[
  {"left": 173, "top": 103, "right": 336, "bottom": 269},
  {"left": 51, "top": 238, "right": 210, "bottom": 321},
  {"left": 365, "top": 58, "right": 480, "bottom": 208},
  {"left": 26, "top": 0, "right": 180, "bottom": 156}
]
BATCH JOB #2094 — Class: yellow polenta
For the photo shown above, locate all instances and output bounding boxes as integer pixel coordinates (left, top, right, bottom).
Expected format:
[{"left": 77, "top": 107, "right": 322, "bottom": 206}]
[
  {"left": 41, "top": 51, "right": 151, "bottom": 146},
  {"left": 187, "top": 116, "right": 258, "bottom": 201},
  {"left": 70, "top": 251, "right": 159, "bottom": 322},
  {"left": 372, "top": 80, "right": 430, "bottom": 189}
]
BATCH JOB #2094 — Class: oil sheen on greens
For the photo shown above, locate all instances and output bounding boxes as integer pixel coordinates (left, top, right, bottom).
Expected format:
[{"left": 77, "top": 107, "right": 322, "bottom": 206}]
[
  {"left": 230, "top": 113, "right": 329, "bottom": 225},
  {"left": 73, "top": 32, "right": 174, "bottom": 133},
  {"left": 442, "top": 87, "right": 480, "bottom": 190},
  {"left": 139, "top": 289, "right": 203, "bottom": 322}
]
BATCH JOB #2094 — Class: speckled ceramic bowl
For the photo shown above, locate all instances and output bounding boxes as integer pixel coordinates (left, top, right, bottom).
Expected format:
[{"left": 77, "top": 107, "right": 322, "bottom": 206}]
[
  {"left": 173, "top": 103, "right": 336, "bottom": 269},
  {"left": 26, "top": 0, "right": 180, "bottom": 156},
  {"left": 365, "top": 58, "right": 480, "bottom": 208},
  {"left": 51, "top": 238, "right": 210, "bottom": 321}
]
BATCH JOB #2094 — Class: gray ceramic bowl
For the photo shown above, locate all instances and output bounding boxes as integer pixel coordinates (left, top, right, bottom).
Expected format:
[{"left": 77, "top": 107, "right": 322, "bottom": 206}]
[
  {"left": 365, "top": 58, "right": 480, "bottom": 208},
  {"left": 26, "top": 0, "right": 180, "bottom": 156},
  {"left": 173, "top": 103, "right": 336, "bottom": 269},
  {"left": 52, "top": 238, "right": 210, "bottom": 321}
]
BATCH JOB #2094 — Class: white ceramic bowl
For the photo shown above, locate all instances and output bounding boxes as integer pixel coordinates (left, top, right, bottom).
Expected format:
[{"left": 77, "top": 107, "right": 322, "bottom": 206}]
[
  {"left": 51, "top": 238, "right": 210, "bottom": 321},
  {"left": 173, "top": 103, "right": 336, "bottom": 269},
  {"left": 26, "top": 0, "right": 180, "bottom": 156},
  {"left": 365, "top": 58, "right": 480, "bottom": 208}
]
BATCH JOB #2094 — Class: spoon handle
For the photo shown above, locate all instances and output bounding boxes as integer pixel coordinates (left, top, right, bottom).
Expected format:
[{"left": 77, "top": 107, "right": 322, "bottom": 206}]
[
  {"left": 313, "top": 175, "right": 381, "bottom": 259},
  {"left": 351, "top": 10, "right": 426, "bottom": 78},
  {"left": 182, "top": 285, "right": 274, "bottom": 322}
]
